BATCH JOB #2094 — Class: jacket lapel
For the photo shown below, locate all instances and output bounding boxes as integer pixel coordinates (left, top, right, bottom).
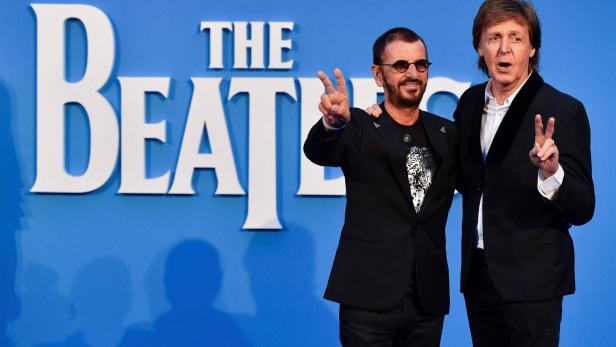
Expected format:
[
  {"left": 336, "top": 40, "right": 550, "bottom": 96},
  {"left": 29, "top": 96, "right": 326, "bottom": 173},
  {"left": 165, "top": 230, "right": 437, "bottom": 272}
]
[
  {"left": 375, "top": 106, "right": 415, "bottom": 210},
  {"left": 415, "top": 111, "right": 448, "bottom": 216},
  {"left": 486, "top": 73, "right": 544, "bottom": 166},
  {"left": 469, "top": 84, "right": 487, "bottom": 166}
]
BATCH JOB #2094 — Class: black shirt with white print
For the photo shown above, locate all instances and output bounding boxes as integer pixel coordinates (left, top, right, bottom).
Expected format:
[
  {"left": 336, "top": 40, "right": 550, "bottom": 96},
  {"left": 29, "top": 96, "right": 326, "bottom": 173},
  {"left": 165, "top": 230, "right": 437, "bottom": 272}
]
[{"left": 395, "top": 118, "right": 439, "bottom": 214}]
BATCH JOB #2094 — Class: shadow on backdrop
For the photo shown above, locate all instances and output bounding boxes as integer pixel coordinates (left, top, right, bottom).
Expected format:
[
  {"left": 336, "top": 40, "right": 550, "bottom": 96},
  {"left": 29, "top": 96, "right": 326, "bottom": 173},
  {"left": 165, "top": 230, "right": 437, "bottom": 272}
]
[
  {"left": 119, "top": 239, "right": 249, "bottom": 346},
  {"left": 237, "top": 224, "right": 338, "bottom": 346},
  {"left": 7, "top": 264, "right": 72, "bottom": 347},
  {"left": 34, "top": 257, "right": 132, "bottom": 347},
  {"left": 0, "top": 81, "right": 23, "bottom": 347}
]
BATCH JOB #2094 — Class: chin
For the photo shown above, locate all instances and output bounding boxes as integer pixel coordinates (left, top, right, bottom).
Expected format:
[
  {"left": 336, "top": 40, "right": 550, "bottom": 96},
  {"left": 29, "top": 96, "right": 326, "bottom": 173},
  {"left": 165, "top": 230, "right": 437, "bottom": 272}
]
[
  {"left": 400, "top": 97, "right": 422, "bottom": 108},
  {"left": 491, "top": 74, "right": 515, "bottom": 85}
]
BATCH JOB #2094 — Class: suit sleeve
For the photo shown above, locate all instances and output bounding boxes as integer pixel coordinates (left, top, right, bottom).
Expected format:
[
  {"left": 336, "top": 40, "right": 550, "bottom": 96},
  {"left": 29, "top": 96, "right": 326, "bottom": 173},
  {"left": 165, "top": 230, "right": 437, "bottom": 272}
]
[
  {"left": 303, "top": 109, "right": 364, "bottom": 167},
  {"left": 446, "top": 120, "right": 460, "bottom": 191},
  {"left": 452, "top": 98, "right": 466, "bottom": 194},
  {"left": 551, "top": 101, "right": 595, "bottom": 225}
]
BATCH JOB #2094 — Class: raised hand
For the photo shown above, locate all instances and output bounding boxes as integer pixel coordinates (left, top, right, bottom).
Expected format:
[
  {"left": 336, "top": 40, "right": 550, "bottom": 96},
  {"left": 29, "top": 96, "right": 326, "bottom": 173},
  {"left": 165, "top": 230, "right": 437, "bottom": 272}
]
[
  {"left": 529, "top": 114, "right": 559, "bottom": 178},
  {"left": 317, "top": 68, "right": 350, "bottom": 129},
  {"left": 365, "top": 103, "right": 383, "bottom": 118}
]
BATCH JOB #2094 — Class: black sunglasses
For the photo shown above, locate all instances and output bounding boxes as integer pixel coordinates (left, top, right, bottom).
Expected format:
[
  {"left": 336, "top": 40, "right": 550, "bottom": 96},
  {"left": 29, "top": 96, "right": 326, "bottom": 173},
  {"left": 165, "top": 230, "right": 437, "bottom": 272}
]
[{"left": 380, "top": 59, "right": 432, "bottom": 73}]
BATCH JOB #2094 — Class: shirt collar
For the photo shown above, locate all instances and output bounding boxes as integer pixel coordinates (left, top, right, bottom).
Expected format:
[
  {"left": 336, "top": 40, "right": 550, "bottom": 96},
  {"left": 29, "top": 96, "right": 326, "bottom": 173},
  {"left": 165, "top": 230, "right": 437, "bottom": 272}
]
[{"left": 484, "top": 71, "right": 533, "bottom": 106}]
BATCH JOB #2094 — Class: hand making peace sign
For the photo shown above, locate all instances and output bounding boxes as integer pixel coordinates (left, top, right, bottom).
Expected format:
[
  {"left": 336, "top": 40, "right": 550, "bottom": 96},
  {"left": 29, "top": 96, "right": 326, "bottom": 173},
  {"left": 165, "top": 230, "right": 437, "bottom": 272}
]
[
  {"left": 317, "top": 68, "right": 351, "bottom": 129},
  {"left": 529, "top": 114, "right": 559, "bottom": 178}
]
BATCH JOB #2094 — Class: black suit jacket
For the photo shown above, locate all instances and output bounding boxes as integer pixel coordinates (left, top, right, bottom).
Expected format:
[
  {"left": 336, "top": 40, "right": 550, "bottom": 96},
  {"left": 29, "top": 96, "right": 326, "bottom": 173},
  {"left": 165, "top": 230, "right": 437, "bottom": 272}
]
[
  {"left": 454, "top": 72, "right": 595, "bottom": 301},
  {"left": 304, "top": 106, "right": 458, "bottom": 315}
]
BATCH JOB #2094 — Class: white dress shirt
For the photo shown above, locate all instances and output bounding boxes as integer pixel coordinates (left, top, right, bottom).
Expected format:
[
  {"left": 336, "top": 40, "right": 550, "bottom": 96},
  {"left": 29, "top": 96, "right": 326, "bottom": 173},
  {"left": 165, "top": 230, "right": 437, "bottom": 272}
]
[{"left": 476, "top": 72, "right": 564, "bottom": 249}]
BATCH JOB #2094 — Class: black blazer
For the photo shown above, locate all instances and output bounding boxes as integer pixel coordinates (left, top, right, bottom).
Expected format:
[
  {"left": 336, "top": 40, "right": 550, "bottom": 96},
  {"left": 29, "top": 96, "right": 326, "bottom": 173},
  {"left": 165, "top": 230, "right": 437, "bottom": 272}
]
[
  {"left": 304, "top": 106, "right": 458, "bottom": 315},
  {"left": 454, "top": 72, "right": 595, "bottom": 301}
]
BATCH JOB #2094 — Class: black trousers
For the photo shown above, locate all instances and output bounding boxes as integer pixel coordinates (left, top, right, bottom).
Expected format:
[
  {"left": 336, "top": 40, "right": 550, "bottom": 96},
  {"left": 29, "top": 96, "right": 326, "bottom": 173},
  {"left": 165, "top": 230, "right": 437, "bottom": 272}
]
[
  {"left": 339, "top": 289, "right": 444, "bottom": 347},
  {"left": 464, "top": 249, "right": 563, "bottom": 347}
]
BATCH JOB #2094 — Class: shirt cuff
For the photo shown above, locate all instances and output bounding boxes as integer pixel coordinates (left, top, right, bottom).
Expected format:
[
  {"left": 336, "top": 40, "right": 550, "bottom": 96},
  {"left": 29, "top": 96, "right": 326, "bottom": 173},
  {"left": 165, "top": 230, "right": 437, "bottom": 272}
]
[
  {"left": 322, "top": 116, "right": 347, "bottom": 131},
  {"left": 537, "top": 164, "right": 564, "bottom": 200}
]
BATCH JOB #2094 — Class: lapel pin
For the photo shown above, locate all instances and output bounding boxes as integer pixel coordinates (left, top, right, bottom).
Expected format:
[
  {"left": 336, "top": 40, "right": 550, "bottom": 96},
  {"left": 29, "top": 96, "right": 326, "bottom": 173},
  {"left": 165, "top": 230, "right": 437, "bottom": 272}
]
[
  {"left": 373, "top": 122, "right": 381, "bottom": 128},
  {"left": 440, "top": 126, "right": 446, "bottom": 134}
]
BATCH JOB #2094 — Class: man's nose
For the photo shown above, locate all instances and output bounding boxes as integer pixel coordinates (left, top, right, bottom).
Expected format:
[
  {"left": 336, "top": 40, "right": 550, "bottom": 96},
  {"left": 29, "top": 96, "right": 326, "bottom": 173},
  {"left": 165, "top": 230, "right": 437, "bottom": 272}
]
[
  {"left": 499, "top": 39, "right": 511, "bottom": 54},
  {"left": 404, "top": 63, "right": 419, "bottom": 77}
]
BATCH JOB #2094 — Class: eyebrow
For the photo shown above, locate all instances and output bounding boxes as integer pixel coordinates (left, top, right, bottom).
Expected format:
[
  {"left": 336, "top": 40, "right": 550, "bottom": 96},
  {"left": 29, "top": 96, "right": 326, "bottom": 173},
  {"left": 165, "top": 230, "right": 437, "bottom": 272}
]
[{"left": 486, "top": 30, "right": 524, "bottom": 38}]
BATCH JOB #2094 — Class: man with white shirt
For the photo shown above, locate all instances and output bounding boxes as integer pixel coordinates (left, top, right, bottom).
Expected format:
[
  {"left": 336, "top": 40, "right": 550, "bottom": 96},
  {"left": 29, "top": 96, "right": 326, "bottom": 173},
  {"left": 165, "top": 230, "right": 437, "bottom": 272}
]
[{"left": 453, "top": 0, "right": 595, "bottom": 346}]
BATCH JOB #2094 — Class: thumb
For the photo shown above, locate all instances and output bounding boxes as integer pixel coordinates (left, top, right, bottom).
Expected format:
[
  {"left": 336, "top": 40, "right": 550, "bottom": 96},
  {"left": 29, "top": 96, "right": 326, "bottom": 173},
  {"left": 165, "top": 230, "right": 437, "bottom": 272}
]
[{"left": 530, "top": 142, "right": 540, "bottom": 155}]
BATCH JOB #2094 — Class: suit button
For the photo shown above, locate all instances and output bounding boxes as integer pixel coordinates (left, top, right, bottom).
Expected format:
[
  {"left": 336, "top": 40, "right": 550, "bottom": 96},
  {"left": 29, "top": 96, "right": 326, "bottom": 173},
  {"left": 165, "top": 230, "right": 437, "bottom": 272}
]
[
  {"left": 476, "top": 186, "right": 482, "bottom": 192},
  {"left": 415, "top": 224, "right": 421, "bottom": 230}
]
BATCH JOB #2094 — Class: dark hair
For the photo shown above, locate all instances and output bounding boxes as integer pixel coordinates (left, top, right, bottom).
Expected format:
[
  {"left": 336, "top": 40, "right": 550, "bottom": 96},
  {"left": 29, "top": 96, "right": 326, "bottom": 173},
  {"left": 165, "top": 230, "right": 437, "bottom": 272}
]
[
  {"left": 372, "top": 27, "right": 427, "bottom": 65},
  {"left": 472, "top": 0, "right": 541, "bottom": 74}
]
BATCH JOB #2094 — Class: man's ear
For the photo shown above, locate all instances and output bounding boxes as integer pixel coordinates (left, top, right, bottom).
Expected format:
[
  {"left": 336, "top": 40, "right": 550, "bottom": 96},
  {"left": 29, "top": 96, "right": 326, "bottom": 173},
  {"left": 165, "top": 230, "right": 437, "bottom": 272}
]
[{"left": 372, "top": 65, "right": 383, "bottom": 87}]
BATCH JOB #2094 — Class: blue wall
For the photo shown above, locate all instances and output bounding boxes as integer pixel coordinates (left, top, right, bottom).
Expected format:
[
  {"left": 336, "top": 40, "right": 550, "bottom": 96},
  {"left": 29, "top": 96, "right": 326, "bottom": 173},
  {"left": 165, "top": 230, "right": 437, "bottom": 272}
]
[{"left": 1, "top": 1, "right": 615, "bottom": 346}]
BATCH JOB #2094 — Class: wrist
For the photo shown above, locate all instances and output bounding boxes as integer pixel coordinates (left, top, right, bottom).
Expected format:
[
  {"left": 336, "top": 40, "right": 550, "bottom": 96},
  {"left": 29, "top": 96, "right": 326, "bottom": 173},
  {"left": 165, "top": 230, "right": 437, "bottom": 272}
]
[
  {"left": 540, "top": 167, "right": 557, "bottom": 180},
  {"left": 322, "top": 116, "right": 347, "bottom": 131}
]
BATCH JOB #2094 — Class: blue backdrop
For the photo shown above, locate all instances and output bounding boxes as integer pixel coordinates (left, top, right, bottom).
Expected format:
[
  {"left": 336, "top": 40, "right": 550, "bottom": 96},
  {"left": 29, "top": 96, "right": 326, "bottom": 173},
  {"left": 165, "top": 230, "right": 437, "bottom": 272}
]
[{"left": 1, "top": 1, "right": 615, "bottom": 346}]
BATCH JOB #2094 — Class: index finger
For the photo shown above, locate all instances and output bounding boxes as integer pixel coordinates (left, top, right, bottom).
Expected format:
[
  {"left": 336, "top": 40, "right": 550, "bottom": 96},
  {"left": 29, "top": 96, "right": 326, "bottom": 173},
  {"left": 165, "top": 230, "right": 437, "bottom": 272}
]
[
  {"left": 544, "top": 117, "right": 556, "bottom": 140},
  {"left": 534, "top": 114, "right": 544, "bottom": 141},
  {"left": 334, "top": 68, "right": 348, "bottom": 95},
  {"left": 317, "top": 70, "right": 336, "bottom": 94}
]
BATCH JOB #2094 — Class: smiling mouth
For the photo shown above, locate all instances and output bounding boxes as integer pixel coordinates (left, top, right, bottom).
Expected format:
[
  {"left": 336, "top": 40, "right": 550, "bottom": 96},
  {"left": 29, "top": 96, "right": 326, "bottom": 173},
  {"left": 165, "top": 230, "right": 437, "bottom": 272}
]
[
  {"left": 400, "top": 83, "right": 420, "bottom": 93},
  {"left": 400, "top": 80, "right": 421, "bottom": 87}
]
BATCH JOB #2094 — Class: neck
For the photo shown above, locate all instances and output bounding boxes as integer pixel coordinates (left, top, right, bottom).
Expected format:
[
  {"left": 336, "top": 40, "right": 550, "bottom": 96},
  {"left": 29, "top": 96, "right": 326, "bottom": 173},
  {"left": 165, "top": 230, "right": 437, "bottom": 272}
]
[
  {"left": 384, "top": 102, "right": 420, "bottom": 126},
  {"left": 490, "top": 71, "right": 530, "bottom": 105}
]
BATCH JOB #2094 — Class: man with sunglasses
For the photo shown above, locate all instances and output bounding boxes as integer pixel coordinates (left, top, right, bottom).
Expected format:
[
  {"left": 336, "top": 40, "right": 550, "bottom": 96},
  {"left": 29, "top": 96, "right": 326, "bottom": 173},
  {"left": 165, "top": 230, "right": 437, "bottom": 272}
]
[
  {"left": 304, "top": 27, "right": 458, "bottom": 346},
  {"left": 453, "top": 1, "right": 595, "bottom": 346}
]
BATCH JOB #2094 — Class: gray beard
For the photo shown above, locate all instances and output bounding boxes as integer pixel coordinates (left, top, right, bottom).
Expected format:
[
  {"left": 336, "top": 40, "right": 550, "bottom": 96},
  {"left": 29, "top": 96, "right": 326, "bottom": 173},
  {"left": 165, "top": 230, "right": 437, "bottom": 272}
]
[{"left": 383, "top": 80, "right": 424, "bottom": 109}]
